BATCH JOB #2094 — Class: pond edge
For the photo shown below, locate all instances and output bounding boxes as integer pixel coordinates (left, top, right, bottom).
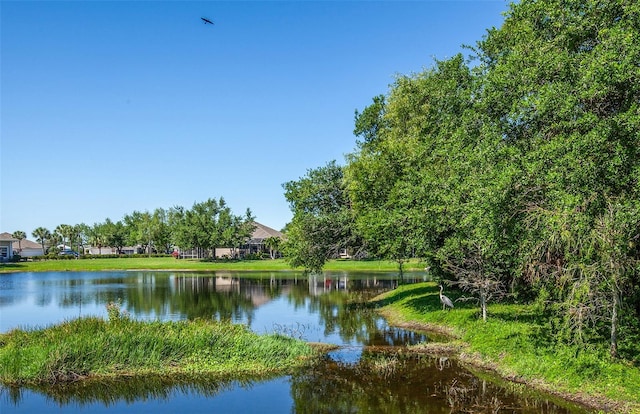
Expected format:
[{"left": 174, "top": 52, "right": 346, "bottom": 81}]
[{"left": 378, "top": 307, "right": 636, "bottom": 414}]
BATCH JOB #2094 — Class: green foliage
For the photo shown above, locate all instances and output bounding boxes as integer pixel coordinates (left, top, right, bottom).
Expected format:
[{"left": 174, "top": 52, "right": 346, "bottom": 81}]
[
  {"left": 31, "top": 227, "right": 51, "bottom": 256},
  {"left": 282, "top": 161, "right": 363, "bottom": 272},
  {"left": 353, "top": 94, "right": 386, "bottom": 147},
  {"left": 263, "top": 236, "right": 282, "bottom": 259},
  {"left": 11, "top": 231, "right": 26, "bottom": 257},
  {"left": 0, "top": 314, "right": 316, "bottom": 385},
  {"left": 122, "top": 209, "right": 172, "bottom": 255},
  {"left": 168, "top": 198, "right": 255, "bottom": 259},
  {"left": 343, "top": 0, "right": 640, "bottom": 356}
]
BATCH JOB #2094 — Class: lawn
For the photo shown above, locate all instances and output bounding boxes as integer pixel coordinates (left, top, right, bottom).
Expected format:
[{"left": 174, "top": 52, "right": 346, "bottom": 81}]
[{"left": 0, "top": 257, "right": 427, "bottom": 273}]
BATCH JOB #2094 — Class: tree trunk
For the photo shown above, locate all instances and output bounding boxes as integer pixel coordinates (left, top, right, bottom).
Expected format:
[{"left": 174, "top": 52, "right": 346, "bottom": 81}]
[
  {"left": 481, "top": 290, "right": 487, "bottom": 322},
  {"left": 610, "top": 288, "right": 619, "bottom": 358}
]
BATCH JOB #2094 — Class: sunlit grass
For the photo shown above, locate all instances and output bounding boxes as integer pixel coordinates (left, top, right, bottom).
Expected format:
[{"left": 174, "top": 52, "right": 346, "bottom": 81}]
[
  {"left": 376, "top": 282, "right": 640, "bottom": 411},
  {"left": 0, "top": 312, "right": 318, "bottom": 385},
  {"left": 0, "top": 257, "right": 427, "bottom": 273}
]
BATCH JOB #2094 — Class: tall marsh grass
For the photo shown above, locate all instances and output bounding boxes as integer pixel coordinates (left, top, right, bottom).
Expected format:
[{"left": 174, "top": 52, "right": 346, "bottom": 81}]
[{"left": 0, "top": 304, "right": 316, "bottom": 385}]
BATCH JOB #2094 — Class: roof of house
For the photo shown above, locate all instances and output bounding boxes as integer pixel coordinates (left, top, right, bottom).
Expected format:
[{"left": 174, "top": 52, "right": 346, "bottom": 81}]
[
  {"left": 12, "top": 238, "right": 42, "bottom": 250},
  {"left": 249, "top": 222, "right": 284, "bottom": 243},
  {"left": 0, "top": 232, "right": 17, "bottom": 242},
  {"left": 252, "top": 222, "right": 283, "bottom": 239}
]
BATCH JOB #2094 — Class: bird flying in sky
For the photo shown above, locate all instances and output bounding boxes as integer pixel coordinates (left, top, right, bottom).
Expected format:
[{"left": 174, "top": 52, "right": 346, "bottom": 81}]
[{"left": 201, "top": 17, "right": 214, "bottom": 25}]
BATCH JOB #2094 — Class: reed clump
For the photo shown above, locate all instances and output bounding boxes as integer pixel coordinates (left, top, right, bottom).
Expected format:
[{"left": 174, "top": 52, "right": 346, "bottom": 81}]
[{"left": 0, "top": 303, "right": 316, "bottom": 385}]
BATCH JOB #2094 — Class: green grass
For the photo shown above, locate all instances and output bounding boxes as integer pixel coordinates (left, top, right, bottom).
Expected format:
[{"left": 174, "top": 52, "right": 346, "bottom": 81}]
[
  {"left": 374, "top": 282, "right": 640, "bottom": 413},
  {"left": 0, "top": 313, "right": 319, "bottom": 385},
  {"left": 0, "top": 257, "right": 427, "bottom": 273}
]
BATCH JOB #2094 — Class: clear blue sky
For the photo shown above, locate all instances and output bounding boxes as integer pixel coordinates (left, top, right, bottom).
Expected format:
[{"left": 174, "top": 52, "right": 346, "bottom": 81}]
[{"left": 1, "top": 1, "right": 508, "bottom": 236}]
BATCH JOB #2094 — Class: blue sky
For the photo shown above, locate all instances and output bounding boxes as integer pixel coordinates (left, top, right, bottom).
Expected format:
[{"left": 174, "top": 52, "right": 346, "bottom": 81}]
[{"left": 1, "top": 1, "right": 508, "bottom": 235}]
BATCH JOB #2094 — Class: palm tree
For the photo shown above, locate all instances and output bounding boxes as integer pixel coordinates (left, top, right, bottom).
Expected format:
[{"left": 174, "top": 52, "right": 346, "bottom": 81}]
[
  {"left": 11, "top": 231, "right": 26, "bottom": 254},
  {"left": 70, "top": 224, "right": 88, "bottom": 255},
  {"left": 263, "top": 236, "right": 281, "bottom": 259},
  {"left": 89, "top": 223, "right": 106, "bottom": 255},
  {"left": 55, "top": 224, "right": 73, "bottom": 251},
  {"left": 32, "top": 227, "right": 51, "bottom": 255}
]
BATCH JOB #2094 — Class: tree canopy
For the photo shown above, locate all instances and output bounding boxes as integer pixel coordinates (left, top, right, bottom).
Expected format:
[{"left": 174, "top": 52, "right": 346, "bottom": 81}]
[{"left": 284, "top": 0, "right": 639, "bottom": 358}]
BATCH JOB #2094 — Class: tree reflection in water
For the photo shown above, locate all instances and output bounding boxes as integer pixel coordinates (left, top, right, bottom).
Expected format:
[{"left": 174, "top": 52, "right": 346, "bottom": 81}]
[
  {"left": 290, "top": 351, "right": 590, "bottom": 414},
  {"left": 1, "top": 375, "right": 263, "bottom": 407}
]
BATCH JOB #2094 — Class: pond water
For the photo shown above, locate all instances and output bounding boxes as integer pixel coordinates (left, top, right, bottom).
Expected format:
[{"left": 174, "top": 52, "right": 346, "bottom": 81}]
[{"left": 0, "top": 271, "right": 592, "bottom": 413}]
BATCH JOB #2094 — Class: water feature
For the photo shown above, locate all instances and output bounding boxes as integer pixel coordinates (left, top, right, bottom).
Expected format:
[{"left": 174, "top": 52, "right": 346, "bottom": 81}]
[{"left": 0, "top": 271, "right": 592, "bottom": 413}]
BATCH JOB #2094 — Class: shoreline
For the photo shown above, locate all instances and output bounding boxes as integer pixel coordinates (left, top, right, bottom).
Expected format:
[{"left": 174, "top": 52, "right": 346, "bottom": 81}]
[
  {"left": 391, "top": 319, "right": 627, "bottom": 413},
  {"left": 377, "top": 303, "right": 638, "bottom": 414}
]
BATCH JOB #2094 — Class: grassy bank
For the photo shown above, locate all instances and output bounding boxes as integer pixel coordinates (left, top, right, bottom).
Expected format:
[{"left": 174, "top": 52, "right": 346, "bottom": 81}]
[
  {"left": 0, "top": 257, "right": 426, "bottom": 273},
  {"left": 373, "top": 282, "right": 640, "bottom": 413},
  {"left": 0, "top": 309, "right": 319, "bottom": 385}
]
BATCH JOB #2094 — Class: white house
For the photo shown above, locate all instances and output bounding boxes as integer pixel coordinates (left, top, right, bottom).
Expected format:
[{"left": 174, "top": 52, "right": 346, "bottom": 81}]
[
  {"left": 12, "top": 238, "right": 45, "bottom": 257},
  {"left": 0, "top": 232, "right": 16, "bottom": 261}
]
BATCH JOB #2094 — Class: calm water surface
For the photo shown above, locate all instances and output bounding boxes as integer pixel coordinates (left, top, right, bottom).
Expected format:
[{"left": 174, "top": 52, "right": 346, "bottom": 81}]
[{"left": 0, "top": 271, "right": 592, "bottom": 413}]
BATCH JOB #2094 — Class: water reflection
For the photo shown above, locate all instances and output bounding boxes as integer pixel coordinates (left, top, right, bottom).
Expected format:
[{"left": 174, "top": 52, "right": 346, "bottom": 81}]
[
  {"left": 1, "top": 354, "right": 586, "bottom": 413},
  {"left": 291, "top": 352, "right": 585, "bottom": 413},
  {"left": 2, "top": 375, "right": 260, "bottom": 407},
  {"left": 1, "top": 377, "right": 296, "bottom": 413},
  {"left": 0, "top": 271, "right": 422, "bottom": 348},
  {"left": 0, "top": 271, "right": 592, "bottom": 413}
]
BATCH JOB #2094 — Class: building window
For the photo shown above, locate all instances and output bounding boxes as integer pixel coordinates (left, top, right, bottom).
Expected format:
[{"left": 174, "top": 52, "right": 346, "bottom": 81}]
[{"left": 0, "top": 246, "right": 8, "bottom": 259}]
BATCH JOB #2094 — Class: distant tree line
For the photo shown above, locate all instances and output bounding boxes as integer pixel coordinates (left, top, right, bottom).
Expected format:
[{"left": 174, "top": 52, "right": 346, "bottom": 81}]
[
  {"left": 24, "top": 197, "right": 256, "bottom": 259},
  {"left": 282, "top": 0, "right": 639, "bottom": 360}
]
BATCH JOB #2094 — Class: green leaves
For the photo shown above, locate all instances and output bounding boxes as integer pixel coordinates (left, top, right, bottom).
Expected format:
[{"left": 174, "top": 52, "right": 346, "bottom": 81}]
[
  {"left": 339, "top": 0, "right": 640, "bottom": 351},
  {"left": 283, "top": 161, "right": 361, "bottom": 272},
  {"left": 168, "top": 198, "right": 254, "bottom": 258}
]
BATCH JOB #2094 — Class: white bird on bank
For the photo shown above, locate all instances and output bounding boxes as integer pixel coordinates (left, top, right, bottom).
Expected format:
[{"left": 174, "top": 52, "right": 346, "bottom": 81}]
[{"left": 439, "top": 285, "right": 454, "bottom": 310}]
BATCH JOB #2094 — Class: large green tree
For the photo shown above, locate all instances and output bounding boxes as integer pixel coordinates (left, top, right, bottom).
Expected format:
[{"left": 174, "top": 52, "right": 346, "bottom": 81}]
[
  {"left": 123, "top": 211, "right": 154, "bottom": 255},
  {"left": 122, "top": 209, "right": 170, "bottom": 255},
  {"left": 169, "top": 197, "right": 254, "bottom": 259},
  {"left": 89, "top": 222, "right": 107, "bottom": 255},
  {"left": 475, "top": 0, "right": 640, "bottom": 347},
  {"left": 104, "top": 219, "right": 127, "bottom": 254},
  {"left": 341, "top": 0, "right": 639, "bottom": 348},
  {"left": 346, "top": 55, "right": 484, "bottom": 274},
  {"left": 283, "top": 161, "right": 362, "bottom": 273},
  {"left": 219, "top": 208, "right": 255, "bottom": 258}
]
